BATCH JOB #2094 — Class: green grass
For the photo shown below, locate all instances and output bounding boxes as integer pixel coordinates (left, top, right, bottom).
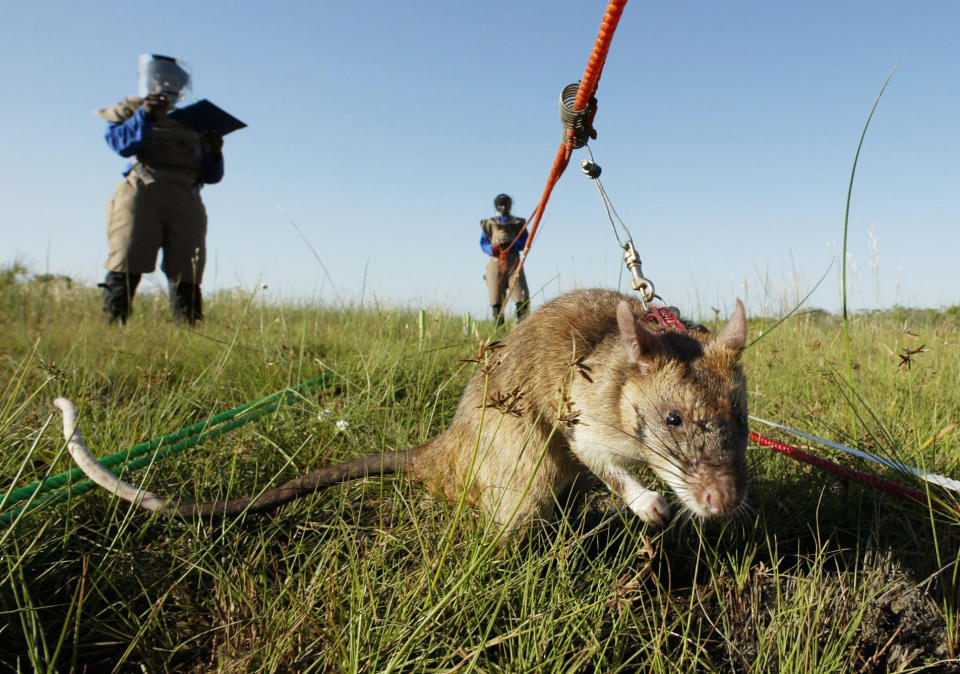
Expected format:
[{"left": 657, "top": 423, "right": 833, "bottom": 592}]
[{"left": 2, "top": 271, "right": 960, "bottom": 672}]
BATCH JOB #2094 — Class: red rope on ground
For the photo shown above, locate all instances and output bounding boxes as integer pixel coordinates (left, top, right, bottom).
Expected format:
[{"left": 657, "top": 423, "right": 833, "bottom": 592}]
[
  {"left": 750, "top": 430, "right": 959, "bottom": 516},
  {"left": 505, "top": 0, "right": 628, "bottom": 294}
]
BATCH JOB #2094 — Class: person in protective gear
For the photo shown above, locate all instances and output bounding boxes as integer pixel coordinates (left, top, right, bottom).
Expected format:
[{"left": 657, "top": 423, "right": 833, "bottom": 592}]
[
  {"left": 479, "top": 193, "right": 530, "bottom": 326},
  {"left": 96, "top": 54, "right": 223, "bottom": 324}
]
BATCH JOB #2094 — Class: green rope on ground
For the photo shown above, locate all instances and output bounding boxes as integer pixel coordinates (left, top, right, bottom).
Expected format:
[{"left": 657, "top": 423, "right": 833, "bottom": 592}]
[
  {"left": 2, "top": 399, "right": 285, "bottom": 525},
  {"left": 0, "top": 375, "right": 330, "bottom": 525}
]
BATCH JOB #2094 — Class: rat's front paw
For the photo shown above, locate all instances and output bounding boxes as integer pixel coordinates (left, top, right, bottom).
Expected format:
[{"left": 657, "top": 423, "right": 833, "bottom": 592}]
[{"left": 627, "top": 490, "right": 671, "bottom": 525}]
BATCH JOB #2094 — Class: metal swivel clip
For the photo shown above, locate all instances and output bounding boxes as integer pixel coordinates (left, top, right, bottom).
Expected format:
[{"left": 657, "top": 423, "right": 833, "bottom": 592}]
[{"left": 622, "top": 241, "right": 655, "bottom": 305}]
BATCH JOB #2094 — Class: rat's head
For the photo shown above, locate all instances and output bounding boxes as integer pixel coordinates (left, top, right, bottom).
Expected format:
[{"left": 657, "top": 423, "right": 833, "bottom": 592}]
[{"left": 617, "top": 300, "right": 748, "bottom": 518}]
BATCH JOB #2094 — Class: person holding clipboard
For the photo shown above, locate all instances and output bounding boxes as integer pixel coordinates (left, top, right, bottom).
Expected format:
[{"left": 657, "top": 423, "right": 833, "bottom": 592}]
[{"left": 95, "top": 53, "right": 244, "bottom": 324}]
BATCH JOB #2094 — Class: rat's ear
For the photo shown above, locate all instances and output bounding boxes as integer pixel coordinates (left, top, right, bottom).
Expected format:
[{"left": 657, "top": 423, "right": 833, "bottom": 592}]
[
  {"left": 715, "top": 299, "right": 746, "bottom": 353},
  {"left": 617, "top": 301, "right": 658, "bottom": 372}
]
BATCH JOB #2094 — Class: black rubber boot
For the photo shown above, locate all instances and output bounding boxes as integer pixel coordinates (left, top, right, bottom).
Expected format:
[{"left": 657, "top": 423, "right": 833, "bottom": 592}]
[
  {"left": 169, "top": 281, "right": 203, "bottom": 324},
  {"left": 515, "top": 301, "right": 529, "bottom": 322},
  {"left": 98, "top": 272, "right": 141, "bottom": 324},
  {"left": 491, "top": 303, "right": 504, "bottom": 327}
]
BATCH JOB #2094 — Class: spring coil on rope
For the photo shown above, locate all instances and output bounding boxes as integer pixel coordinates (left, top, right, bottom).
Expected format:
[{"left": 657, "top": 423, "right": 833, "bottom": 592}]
[{"left": 559, "top": 83, "right": 597, "bottom": 148}]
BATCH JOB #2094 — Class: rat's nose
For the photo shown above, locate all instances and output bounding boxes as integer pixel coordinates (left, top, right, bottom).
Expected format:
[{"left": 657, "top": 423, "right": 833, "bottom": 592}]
[
  {"left": 692, "top": 470, "right": 741, "bottom": 516},
  {"left": 703, "top": 486, "right": 725, "bottom": 514}
]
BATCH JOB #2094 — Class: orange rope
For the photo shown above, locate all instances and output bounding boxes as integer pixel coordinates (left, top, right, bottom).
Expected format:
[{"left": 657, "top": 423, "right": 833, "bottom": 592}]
[
  {"left": 575, "top": 0, "right": 627, "bottom": 109},
  {"left": 506, "top": 0, "right": 628, "bottom": 297}
]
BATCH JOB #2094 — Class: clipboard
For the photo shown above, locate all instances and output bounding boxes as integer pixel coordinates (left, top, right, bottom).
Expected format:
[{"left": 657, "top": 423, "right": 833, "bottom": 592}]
[{"left": 170, "top": 99, "right": 246, "bottom": 135}]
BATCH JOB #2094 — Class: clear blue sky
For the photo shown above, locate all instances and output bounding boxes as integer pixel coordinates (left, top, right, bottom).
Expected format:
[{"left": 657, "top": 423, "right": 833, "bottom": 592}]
[{"left": 3, "top": 1, "right": 958, "bottom": 318}]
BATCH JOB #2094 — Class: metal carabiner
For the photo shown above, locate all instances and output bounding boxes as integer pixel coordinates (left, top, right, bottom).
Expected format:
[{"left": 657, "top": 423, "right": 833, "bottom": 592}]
[{"left": 622, "top": 241, "right": 655, "bottom": 306}]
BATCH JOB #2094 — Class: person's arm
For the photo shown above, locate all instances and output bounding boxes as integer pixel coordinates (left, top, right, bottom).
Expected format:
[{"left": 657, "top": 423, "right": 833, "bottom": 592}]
[
  {"left": 480, "top": 230, "right": 493, "bottom": 256},
  {"left": 200, "top": 131, "right": 224, "bottom": 184},
  {"left": 105, "top": 107, "right": 154, "bottom": 157},
  {"left": 510, "top": 227, "right": 528, "bottom": 252},
  {"left": 200, "top": 157, "right": 224, "bottom": 184}
]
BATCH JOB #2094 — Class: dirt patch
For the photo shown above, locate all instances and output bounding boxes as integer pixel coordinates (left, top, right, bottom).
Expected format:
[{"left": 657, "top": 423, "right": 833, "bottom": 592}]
[{"left": 858, "top": 570, "right": 955, "bottom": 673}]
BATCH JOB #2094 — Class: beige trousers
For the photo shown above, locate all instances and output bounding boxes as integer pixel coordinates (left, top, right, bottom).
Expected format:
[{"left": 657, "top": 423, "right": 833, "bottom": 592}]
[
  {"left": 104, "top": 177, "right": 207, "bottom": 284},
  {"left": 485, "top": 252, "right": 529, "bottom": 306}
]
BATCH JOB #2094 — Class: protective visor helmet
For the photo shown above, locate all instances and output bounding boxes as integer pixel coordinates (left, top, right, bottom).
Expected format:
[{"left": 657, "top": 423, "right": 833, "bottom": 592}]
[
  {"left": 493, "top": 193, "right": 512, "bottom": 211},
  {"left": 137, "top": 54, "right": 192, "bottom": 106}
]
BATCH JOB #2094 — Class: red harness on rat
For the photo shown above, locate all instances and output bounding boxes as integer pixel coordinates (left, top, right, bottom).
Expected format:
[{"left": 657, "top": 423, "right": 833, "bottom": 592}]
[{"left": 643, "top": 305, "right": 687, "bottom": 332}]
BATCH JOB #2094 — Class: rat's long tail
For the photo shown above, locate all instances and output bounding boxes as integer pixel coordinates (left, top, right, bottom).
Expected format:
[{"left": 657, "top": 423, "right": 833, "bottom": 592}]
[{"left": 55, "top": 397, "right": 419, "bottom": 519}]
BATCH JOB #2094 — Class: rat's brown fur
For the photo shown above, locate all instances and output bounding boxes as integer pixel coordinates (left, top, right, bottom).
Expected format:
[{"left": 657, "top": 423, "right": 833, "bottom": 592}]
[
  {"left": 407, "top": 288, "right": 748, "bottom": 527},
  {"left": 68, "top": 288, "right": 749, "bottom": 529}
]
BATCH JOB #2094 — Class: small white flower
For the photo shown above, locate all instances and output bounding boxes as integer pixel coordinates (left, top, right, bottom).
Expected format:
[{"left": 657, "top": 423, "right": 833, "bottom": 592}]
[
  {"left": 318, "top": 409, "right": 332, "bottom": 421},
  {"left": 336, "top": 420, "right": 350, "bottom": 431}
]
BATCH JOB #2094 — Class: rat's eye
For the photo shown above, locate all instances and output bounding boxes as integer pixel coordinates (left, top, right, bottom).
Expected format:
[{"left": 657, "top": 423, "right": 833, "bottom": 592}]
[{"left": 665, "top": 411, "right": 683, "bottom": 427}]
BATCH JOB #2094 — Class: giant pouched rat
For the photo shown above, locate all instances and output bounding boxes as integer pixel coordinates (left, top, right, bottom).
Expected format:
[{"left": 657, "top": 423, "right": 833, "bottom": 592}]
[{"left": 58, "top": 288, "right": 748, "bottom": 529}]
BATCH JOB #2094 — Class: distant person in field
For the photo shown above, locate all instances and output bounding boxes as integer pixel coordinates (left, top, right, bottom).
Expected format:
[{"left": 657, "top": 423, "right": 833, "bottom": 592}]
[
  {"left": 480, "top": 193, "right": 530, "bottom": 325},
  {"left": 95, "top": 54, "right": 224, "bottom": 324}
]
